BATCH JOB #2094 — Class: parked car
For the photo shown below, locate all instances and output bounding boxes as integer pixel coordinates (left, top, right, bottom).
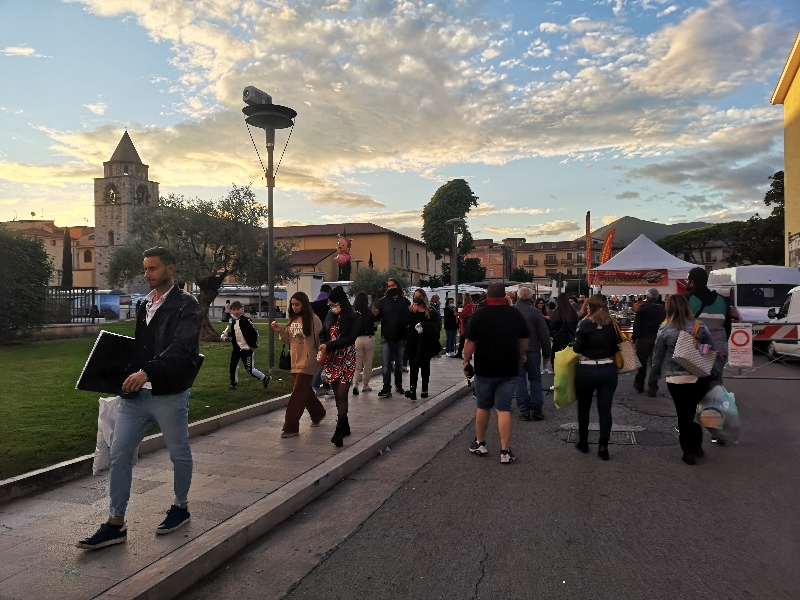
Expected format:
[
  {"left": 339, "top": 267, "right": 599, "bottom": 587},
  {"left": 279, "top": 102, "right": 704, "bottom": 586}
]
[{"left": 766, "top": 286, "right": 800, "bottom": 361}]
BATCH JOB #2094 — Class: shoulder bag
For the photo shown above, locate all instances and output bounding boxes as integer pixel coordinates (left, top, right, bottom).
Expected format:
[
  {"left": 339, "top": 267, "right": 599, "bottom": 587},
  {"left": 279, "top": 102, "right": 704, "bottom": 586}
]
[
  {"left": 278, "top": 344, "right": 291, "bottom": 370},
  {"left": 672, "top": 321, "right": 716, "bottom": 377},
  {"left": 613, "top": 320, "right": 641, "bottom": 373}
]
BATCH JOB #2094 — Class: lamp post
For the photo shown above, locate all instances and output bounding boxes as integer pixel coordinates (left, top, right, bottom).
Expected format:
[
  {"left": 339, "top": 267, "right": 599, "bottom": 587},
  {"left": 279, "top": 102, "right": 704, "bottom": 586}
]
[
  {"left": 242, "top": 87, "right": 296, "bottom": 375},
  {"left": 497, "top": 243, "right": 510, "bottom": 286},
  {"left": 353, "top": 258, "right": 362, "bottom": 271},
  {"left": 446, "top": 218, "right": 466, "bottom": 308}
]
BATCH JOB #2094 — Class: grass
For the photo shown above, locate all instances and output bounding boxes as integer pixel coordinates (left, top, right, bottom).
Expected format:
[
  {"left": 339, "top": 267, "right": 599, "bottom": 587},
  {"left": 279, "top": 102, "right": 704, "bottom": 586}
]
[{"left": 0, "top": 320, "right": 388, "bottom": 480}]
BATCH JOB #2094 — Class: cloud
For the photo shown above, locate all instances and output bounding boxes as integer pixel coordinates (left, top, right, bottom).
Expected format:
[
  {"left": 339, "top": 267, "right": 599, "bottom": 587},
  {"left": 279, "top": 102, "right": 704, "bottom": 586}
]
[
  {"left": 483, "top": 220, "right": 581, "bottom": 238},
  {"left": 2, "top": 46, "right": 36, "bottom": 56},
  {"left": 657, "top": 5, "right": 678, "bottom": 17},
  {"left": 615, "top": 191, "right": 640, "bottom": 199},
  {"left": 601, "top": 215, "right": 623, "bottom": 225},
  {"left": 84, "top": 103, "right": 107, "bottom": 116},
  {"left": 307, "top": 190, "right": 385, "bottom": 208},
  {"left": 471, "top": 203, "right": 551, "bottom": 217}
]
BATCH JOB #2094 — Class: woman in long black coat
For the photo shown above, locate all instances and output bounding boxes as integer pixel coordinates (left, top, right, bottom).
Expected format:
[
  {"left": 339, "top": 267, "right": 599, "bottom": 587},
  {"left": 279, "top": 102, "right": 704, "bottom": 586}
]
[{"left": 404, "top": 290, "right": 442, "bottom": 401}]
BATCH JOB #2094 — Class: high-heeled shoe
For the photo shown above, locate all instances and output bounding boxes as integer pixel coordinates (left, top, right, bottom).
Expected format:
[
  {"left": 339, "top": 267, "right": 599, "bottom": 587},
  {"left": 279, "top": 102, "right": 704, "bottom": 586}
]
[
  {"left": 598, "top": 444, "right": 609, "bottom": 461},
  {"left": 575, "top": 441, "right": 589, "bottom": 454}
]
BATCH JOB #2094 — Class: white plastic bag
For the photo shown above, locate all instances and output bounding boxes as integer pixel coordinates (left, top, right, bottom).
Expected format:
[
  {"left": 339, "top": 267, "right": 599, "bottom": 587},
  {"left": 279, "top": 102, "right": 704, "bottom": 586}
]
[
  {"left": 93, "top": 396, "right": 139, "bottom": 475},
  {"left": 694, "top": 385, "right": 740, "bottom": 445}
]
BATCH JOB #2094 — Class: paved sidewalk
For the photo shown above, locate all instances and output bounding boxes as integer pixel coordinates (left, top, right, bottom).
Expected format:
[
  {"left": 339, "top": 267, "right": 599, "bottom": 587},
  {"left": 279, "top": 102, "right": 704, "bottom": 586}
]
[{"left": 0, "top": 357, "right": 467, "bottom": 600}]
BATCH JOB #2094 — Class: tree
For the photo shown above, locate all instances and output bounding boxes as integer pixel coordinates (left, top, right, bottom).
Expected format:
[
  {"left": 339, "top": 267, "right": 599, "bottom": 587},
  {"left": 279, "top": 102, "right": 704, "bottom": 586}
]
[
  {"left": 368, "top": 251, "right": 374, "bottom": 269},
  {"left": 657, "top": 223, "right": 742, "bottom": 264},
  {"left": 108, "top": 184, "right": 293, "bottom": 341},
  {"left": 421, "top": 179, "right": 479, "bottom": 259},
  {"left": 510, "top": 266, "right": 534, "bottom": 282},
  {"left": 764, "top": 170, "right": 784, "bottom": 219},
  {"left": 566, "top": 276, "right": 589, "bottom": 295},
  {"left": 347, "top": 267, "right": 410, "bottom": 300},
  {"left": 418, "top": 274, "right": 444, "bottom": 288},
  {"left": 441, "top": 256, "right": 486, "bottom": 284},
  {"left": 61, "top": 227, "right": 73, "bottom": 288},
  {"left": 0, "top": 226, "right": 53, "bottom": 343}
]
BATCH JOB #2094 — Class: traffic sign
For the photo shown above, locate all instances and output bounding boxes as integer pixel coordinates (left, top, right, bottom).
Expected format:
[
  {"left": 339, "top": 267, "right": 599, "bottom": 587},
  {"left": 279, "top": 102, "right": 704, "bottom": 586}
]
[{"left": 728, "top": 323, "right": 752, "bottom": 367}]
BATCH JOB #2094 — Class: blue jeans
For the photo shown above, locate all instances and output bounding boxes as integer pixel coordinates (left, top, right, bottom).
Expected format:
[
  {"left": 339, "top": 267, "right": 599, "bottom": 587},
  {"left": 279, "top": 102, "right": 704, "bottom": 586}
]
[
  {"left": 516, "top": 351, "right": 543, "bottom": 413},
  {"left": 109, "top": 389, "right": 192, "bottom": 517},
  {"left": 381, "top": 338, "right": 405, "bottom": 389},
  {"left": 445, "top": 329, "right": 457, "bottom": 354},
  {"left": 474, "top": 376, "right": 516, "bottom": 412}
]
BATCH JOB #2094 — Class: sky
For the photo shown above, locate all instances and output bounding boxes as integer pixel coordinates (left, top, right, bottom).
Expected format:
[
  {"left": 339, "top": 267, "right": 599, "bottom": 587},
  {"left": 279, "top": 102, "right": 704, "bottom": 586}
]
[{"left": 0, "top": 0, "right": 798, "bottom": 241}]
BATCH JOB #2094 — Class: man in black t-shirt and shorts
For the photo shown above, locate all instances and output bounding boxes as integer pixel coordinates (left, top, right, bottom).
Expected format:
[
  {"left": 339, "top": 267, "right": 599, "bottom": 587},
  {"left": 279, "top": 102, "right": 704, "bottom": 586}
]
[{"left": 463, "top": 282, "right": 530, "bottom": 464}]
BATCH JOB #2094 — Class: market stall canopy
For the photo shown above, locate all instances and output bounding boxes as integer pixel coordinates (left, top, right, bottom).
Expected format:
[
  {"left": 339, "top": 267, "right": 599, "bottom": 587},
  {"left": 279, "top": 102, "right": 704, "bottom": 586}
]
[{"left": 591, "top": 234, "right": 696, "bottom": 295}]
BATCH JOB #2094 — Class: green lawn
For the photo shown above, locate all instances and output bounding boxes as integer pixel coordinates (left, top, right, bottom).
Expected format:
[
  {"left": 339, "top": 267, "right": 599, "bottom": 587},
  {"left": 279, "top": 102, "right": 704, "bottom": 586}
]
[{"left": 0, "top": 320, "right": 388, "bottom": 480}]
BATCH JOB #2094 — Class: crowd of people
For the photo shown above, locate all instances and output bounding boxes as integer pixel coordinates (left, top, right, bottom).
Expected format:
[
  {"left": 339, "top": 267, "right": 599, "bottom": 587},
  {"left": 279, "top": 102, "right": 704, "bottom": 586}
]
[{"left": 76, "top": 246, "right": 729, "bottom": 550}]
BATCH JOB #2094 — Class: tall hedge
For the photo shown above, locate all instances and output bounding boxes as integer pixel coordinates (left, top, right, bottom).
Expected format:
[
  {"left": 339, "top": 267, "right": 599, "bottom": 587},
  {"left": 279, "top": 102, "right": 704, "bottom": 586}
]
[{"left": 0, "top": 226, "right": 53, "bottom": 342}]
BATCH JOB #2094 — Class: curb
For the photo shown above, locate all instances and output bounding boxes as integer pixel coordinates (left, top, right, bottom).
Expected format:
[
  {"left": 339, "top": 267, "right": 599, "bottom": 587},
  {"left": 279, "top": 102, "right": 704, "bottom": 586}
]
[
  {"left": 0, "top": 367, "right": 382, "bottom": 505},
  {"left": 94, "top": 379, "right": 472, "bottom": 600}
]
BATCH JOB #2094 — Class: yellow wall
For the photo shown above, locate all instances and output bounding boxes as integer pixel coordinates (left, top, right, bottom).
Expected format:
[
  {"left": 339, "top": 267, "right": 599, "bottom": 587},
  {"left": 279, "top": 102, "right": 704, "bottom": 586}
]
[{"left": 785, "top": 77, "right": 800, "bottom": 266}]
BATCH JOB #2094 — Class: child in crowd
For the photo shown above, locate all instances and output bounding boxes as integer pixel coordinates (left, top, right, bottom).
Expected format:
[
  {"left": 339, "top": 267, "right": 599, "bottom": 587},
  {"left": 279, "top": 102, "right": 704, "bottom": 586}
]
[{"left": 221, "top": 301, "right": 268, "bottom": 390}]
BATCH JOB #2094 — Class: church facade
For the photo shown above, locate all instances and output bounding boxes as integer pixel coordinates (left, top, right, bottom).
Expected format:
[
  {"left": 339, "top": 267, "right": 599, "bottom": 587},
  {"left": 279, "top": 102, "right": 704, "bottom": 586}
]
[{"left": 93, "top": 132, "right": 159, "bottom": 289}]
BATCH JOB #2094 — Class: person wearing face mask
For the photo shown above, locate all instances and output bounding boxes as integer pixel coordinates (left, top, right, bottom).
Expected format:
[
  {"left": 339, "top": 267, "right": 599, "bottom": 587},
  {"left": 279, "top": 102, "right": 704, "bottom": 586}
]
[
  {"left": 443, "top": 297, "right": 458, "bottom": 357},
  {"left": 220, "top": 301, "right": 268, "bottom": 390},
  {"left": 319, "top": 286, "right": 362, "bottom": 447},
  {"left": 372, "top": 278, "right": 411, "bottom": 397},
  {"left": 403, "top": 289, "right": 442, "bottom": 400}
]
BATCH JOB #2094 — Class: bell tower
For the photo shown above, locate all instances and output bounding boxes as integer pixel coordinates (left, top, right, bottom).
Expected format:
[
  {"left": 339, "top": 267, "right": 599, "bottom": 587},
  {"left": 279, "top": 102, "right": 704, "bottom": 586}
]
[{"left": 94, "top": 132, "right": 159, "bottom": 289}]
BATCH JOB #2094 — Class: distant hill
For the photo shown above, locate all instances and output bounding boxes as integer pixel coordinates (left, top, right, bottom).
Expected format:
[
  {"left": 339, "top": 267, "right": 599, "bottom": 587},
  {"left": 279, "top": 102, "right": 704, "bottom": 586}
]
[{"left": 583, "top": 216, "right": 713, "bottom": 245}]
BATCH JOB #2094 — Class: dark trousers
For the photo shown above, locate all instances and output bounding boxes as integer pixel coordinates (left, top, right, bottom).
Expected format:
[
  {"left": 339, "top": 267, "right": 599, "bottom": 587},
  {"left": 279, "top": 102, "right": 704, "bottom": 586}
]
[
  {"left": 456, "top": 333, "right": 465, "bottom": 357},
  {"left": 283, "top": 373, "right": 326, "bottom": 434},
  {"left": 229, "top": 346, "right": 265, "bottom": 384},
  {"left": 381, "top": 338, "right": 405, "bottom": 389},
  {"left": 634, "top": 337, "right": 658, "bottom": 391},
  {"left": 575, "top": 363, "right": 618, "bottom": 444},
  {"left": 409, "top": 357, "right": 431, "bottom": 392},
  {"left": 667, "top": 378, "right": 710, "bottom": 453}
]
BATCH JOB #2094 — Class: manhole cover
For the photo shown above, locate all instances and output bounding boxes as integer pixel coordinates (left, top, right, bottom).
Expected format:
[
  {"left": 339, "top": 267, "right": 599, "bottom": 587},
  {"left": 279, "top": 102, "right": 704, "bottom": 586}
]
[{"left": 566, "top": 430, "right": 637, "bottom": 445}]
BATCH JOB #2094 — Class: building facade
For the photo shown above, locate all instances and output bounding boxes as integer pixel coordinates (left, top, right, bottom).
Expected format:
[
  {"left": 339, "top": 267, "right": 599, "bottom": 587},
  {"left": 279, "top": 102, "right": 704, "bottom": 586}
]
[
  {"left": 772, "top": 31, "right": 800, "bottom": 268},
  {"left": 94, "top": 132, "right": 159, "bottom": 289},
  {"left": 275, "top": 223, "right": 441, "bottom": 285}
]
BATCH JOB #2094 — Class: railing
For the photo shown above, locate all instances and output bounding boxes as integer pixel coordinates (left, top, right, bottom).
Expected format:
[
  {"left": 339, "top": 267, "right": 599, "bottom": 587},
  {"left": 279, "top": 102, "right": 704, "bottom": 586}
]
[
  {"left": 561, "top": 258, "right": 575, "bottom": 265},
  {"left": 544, "top": 259, "right": 558, "bottom": 266},
  {"left": 47, "top": 287, "right": 98, "bottom": 324},
  {"left": 523, "top": 259, "right": 538, "bottom": 266}
]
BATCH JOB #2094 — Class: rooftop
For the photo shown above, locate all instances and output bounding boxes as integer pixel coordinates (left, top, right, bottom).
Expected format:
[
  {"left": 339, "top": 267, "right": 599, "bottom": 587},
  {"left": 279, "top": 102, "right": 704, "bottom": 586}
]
[{"left": 108, "top": 131, "right": 143, "bottom": 164}]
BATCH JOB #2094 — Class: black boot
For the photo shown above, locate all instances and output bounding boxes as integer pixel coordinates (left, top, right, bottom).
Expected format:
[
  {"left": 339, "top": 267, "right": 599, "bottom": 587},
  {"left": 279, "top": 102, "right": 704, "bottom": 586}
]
[
  {"left": 339, "top": 415, "right": 351, "bottom": 437},
  {"left": 405, "top": 389, "right": 416, "bottom": 400},
  {"left": 575, "top": 441, "right": 589, "bottom": 454},
  {"left": 331, "top": 418, "right": 346, "bottom": 447},
  {"left": 598, "top": 442, "right": 609, "bottom": 461}
]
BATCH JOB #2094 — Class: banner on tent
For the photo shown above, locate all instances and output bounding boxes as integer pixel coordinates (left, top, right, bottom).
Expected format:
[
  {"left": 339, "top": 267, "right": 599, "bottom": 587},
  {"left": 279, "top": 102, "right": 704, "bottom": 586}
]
[{"left": 594, "top": 269, "right": 668, "bottom": 286}]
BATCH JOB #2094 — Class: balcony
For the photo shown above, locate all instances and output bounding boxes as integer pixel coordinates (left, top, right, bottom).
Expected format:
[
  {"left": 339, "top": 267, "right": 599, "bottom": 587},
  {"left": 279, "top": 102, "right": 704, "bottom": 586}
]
[
  {"left": 543, "top": 259, "right": 558, "bottom": 267},
  {"left": 523, "top": 259, "right": 538, "bottom": 266},
  {"left": 560, "top": 258, "right": 575, "bottom": 265}
]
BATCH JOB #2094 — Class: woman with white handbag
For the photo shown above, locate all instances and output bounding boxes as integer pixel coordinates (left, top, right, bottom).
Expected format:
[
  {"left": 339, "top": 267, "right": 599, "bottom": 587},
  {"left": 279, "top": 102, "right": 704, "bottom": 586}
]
[
  {"left": 573, "top": 295, "right": 620, "bottom": 461},
  {"left": 651, "top": 295, "right": 715, "bottom": 466}
]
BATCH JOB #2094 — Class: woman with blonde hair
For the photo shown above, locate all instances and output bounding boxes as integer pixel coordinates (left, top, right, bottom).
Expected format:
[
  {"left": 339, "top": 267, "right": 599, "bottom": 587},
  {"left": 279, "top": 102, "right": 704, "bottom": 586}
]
[
  {"left": 404, "top": 288, "right": 442, "bottom": 400},
  {"left": 651, "top": 294, "right": 715, "bottom": 465},
  {"left": 270, "top": 292, "right": 326, "bottom": 438},
  {"left": 572, "top": 294, "right": 618, "bottom": 460}
]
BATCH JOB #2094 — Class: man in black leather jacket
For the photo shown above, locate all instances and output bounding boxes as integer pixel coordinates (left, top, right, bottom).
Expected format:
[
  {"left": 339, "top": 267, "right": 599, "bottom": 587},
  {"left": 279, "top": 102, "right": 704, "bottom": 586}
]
[{"left": 77, "top": 247, "right": 201, "bottom": 550}]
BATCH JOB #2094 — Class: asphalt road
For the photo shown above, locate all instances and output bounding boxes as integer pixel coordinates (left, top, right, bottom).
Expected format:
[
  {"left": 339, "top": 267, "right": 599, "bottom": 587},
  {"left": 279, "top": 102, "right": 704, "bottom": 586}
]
[{"left": 183, "top": 354, "right": 800, "bottom": 600}]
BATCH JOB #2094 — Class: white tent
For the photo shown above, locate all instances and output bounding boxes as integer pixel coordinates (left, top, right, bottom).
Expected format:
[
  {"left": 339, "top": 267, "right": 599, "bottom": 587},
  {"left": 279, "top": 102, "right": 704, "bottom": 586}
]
[
  {"left": 432, "top": 284, "right": 486, "bottom": 302},
  {"left": 591, "top": 234, "right": 696, "bottom": 296}
]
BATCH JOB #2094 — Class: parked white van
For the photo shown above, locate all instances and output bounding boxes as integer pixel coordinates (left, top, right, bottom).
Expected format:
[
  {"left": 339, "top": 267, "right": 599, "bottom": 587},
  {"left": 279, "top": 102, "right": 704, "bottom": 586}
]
[
  {"left": 766, "top": 286, "right": 800, "bottom": 360},
  {"left": 707, "top": 266, "right": 800, "bottom": 324}
]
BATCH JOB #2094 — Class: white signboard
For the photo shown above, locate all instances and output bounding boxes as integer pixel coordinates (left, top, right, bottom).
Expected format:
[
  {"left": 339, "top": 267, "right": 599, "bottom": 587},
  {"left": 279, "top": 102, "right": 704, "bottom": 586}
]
[{"left": 728, "top": 323, "right": 753, "bottom": 367}]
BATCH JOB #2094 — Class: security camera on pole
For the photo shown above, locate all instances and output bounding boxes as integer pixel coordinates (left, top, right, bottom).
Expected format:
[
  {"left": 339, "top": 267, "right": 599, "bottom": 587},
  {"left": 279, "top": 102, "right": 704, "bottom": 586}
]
[{"left": 242, "top": 86, "right": 297, "bottom": 386}]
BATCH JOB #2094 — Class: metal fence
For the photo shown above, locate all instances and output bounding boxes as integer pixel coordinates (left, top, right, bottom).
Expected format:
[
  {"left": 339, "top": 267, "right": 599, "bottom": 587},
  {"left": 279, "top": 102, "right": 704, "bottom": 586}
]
[{"left": 47, "top": 287, "right": 98, "bottom": 324}]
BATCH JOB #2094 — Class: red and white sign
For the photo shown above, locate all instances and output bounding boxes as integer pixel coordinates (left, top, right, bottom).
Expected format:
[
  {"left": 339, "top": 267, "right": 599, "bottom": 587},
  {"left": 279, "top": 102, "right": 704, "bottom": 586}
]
[
  {"left": 728, "top": 323, "right": 752, "bottom": 367},
  {"left": 752, "top": 325, "right": 799, "bottom": 341},
  {"left": 593, "top": 269, "right": 668, "bottom": 286}
]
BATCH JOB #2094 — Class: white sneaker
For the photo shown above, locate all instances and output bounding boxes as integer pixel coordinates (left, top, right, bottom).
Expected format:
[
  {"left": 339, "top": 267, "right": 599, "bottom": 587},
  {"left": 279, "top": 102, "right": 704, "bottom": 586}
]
[
  {"left": 469, "top": 439, "right": 489, "bottom": 456},
  {"left": 500, "top": 449, "right": 516, "bottom": 464},
  {"left": 325, "top": 389, "right": 334, "bottom": 399},
  {"left": 362, "top": 386, "right": 372, "bottom": 392}
]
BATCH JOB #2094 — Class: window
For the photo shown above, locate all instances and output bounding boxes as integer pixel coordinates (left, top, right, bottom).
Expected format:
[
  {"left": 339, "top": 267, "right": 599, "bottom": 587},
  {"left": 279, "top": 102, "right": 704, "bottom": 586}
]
[
  {"left": 407, "top": 250, "right": 411, "bottom": 266},
  {"left": 545, "top": 253, "right": 557, "bottom": 265},
  {"left": 546, "top": 269, "right": 556, "bottom": 275},
  {"left": 426, "top": 256, "right": 430, "bottom": 272},
  {"left": 123, "top": 164, "right": 129, "bottom": 175},
  {"left": 551, "top": 243, "right": 557, "bottom": 248},
  {"left": 527, "top": 269, "right": 535, "bottom": 276},
  {"left": 84, "top": 249, "right": 92, "bottom": 263},
  {"left": 705, "top": 251, "right": 712, "bottom": 262},
  {"left": 416, "top": 253, "right": 420, "bottom": 269},
  {"left": 108, "top": 231, "right": 115, "bottom": 246},
  {"left": 566, "top": 252, "right": 573, "bottom": 260},
  {"left": 577, "top": 252, "right": 584, "bottom": 263},
  {"left": 487, "top": 269, "right": 494, "bottom": 277},
  {"left": 594, "top": 252, "right": 600, "bottom": 262},
  {"left": 51, "top": 240, "right": 56, "bottom": 246},
  {"left": 393, "top": 248, "right": 397, "bottom": 264},
  {"left": 488, "top": 253, "right": 495, "bottom": 262},
  {"left": 567, "top": 268, "right": 573, "bottom": 275},
  {"left": 528, "top": 254, "right": 534, "bottom": 263}
]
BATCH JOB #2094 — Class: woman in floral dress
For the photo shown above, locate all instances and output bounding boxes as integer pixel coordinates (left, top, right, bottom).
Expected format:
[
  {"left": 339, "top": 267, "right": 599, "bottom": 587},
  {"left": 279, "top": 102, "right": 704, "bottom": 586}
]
[{"left": 318, "top": 286, "right": 362, "bottom": 447}]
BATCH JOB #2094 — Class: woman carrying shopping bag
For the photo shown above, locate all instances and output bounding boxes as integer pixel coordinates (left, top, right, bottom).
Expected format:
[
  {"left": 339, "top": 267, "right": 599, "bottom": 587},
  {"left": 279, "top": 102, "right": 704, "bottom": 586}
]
[
  {"left": 271, "top": 292, "right": 326, "bottom": 438},
  {"left": 572, "top": 295, "right": 619, "bottom": 461},
  {"left": 319, "top": 286, "right": 362, "bottom": 447},
  {"left": 651, "top": 294, "right": 715, "bottom": 465}
]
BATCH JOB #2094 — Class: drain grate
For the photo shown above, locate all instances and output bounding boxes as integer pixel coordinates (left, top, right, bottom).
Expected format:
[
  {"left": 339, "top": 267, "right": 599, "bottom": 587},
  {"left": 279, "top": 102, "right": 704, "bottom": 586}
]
[{"left": 566, "top": 430, "right": 637, "bottom": 445}]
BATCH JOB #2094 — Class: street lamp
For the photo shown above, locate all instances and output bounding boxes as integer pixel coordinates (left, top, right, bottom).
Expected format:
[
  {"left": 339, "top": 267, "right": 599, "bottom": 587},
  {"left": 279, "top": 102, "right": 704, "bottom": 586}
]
[
  {"left": 497, "top": 243, "right": 510, "bottom": 286},
  {"left": 446, "top": 218, "right": 466, "bottom": 308},
  {"left": 353, "top": 258, "right": 362, "bottom": 271},
  {"left": 242, "top": 86, "right": 296, "bottom": 379}
]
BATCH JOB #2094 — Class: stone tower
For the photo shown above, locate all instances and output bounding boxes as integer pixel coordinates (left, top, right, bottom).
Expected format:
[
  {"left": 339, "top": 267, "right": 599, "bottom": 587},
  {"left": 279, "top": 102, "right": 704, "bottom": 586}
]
[{"left": 94, "top": 132, "right": 159, "bottom": 290}]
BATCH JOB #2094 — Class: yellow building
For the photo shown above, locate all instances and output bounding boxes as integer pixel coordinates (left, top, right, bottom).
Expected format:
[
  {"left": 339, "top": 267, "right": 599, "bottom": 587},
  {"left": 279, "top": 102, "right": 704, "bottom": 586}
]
[
  {"left": 2, "top": 220, "right": 95, "bottom": 286},
  {"left": 772, "top": 31, "right": 800, "bottom": 268},
  {"left": 275, "top": 223, "right": 441, "bottom": 284}
]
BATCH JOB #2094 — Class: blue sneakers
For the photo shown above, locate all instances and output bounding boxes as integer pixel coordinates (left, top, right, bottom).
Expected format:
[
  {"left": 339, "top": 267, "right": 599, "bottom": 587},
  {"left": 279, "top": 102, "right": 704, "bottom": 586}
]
[
  {"left": 76, "top": 522, "right": 127, "bottom": 549},
  {"left": 156, "top": 505, "right": 191, "bottom": 534}
]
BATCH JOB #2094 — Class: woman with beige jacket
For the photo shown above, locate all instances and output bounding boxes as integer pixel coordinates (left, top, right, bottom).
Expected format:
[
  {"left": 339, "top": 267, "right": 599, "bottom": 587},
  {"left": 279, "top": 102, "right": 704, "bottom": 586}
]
[{"left": 271, "top": 292, "right": 326, "bottom": 438}]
